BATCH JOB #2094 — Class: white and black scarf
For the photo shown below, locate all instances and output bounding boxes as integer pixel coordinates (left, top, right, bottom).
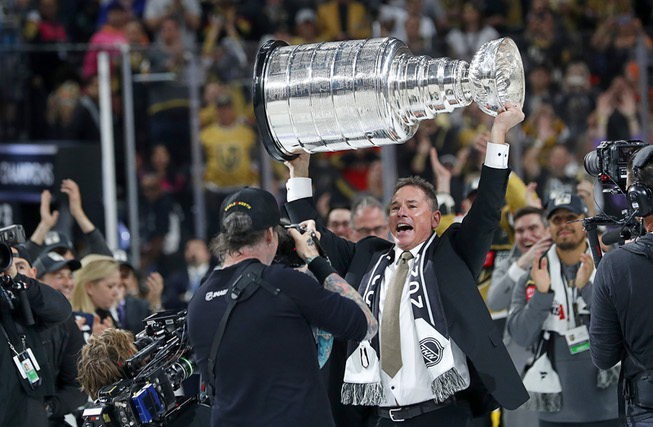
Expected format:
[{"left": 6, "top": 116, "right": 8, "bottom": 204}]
[{"left": 341, "top": 233, "right": 467, "bottom": 405}]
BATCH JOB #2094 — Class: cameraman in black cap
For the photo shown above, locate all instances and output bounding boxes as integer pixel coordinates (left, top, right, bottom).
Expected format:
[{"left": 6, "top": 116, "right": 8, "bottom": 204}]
[
  {"left": 590, "top": 145, "right": 653, "bottom": 426},
  {"left": 0, "top": 242, "right": 73, "bottom": 426},
  {"left": 186, "top": 187, "right": 377, "bottom": 427}
]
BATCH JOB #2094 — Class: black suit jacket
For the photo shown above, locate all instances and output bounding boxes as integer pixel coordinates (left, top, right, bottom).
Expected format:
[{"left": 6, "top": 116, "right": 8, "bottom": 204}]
[
  {"left": 122, "top": 296, "right": 150, "bottom": 336},
  {"left": 285, "top": 165, "right": 529, "bottom": 416}
]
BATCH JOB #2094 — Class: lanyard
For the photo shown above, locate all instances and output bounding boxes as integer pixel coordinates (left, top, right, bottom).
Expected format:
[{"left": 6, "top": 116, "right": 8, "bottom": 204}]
[
  {"left": 559, "top": 269, "right": 582, "bottom": 327},
  {"left": 0, "top": 322, "right": 21, "bottom": 356}
]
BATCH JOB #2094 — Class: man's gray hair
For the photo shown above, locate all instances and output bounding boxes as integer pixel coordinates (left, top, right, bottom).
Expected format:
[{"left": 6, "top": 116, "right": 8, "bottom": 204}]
[
  {"left": 393, "top": 176, "right": 439, "bottom": 211},
  {"left": 351, "top": 195, "right": 387, "bottom": 221}
]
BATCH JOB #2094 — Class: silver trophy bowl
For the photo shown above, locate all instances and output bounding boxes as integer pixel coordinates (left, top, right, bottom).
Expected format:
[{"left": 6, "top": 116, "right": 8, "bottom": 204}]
[{"left": 253, "top": 37, "right": 524, "bottom": 161}]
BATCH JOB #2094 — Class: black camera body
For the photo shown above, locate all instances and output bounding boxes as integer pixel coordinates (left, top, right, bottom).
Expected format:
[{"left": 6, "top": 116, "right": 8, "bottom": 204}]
[
  {"left": 82, "top": 310, "right": 199, "bottom": 427},
  {"left": 584, "top": 140, "right": 648, "bottom": 193},
  {"left": 0, "top": 225, "right": 26, "bottom": 271}
]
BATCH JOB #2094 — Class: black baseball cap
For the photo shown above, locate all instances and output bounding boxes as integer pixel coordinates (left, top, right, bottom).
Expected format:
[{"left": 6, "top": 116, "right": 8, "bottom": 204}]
[
  {"left": 546, "top": 193, "right": 589, "bottom": 219},
  {"left": 220, "top": 187, "right": 281, "bottom": 232},
  {"left": 12, "top": 244, "right": 34, "bottom": 267},
  {"left": 43, "top": 231, "right": 74, "bottom": 253},
  {"left": 33, "top": 251, "right": 81, "bottom": 279}
]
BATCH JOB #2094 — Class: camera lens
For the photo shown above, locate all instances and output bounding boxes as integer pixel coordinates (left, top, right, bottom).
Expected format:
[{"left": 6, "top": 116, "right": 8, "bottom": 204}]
[{"left": 584, "top": 151, "right": 600, "bottom": 177}]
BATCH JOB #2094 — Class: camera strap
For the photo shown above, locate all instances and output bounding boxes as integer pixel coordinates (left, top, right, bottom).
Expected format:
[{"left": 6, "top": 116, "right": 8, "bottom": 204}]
[{"left": 207, "top": 262, "right": 279, "bottom": 386}]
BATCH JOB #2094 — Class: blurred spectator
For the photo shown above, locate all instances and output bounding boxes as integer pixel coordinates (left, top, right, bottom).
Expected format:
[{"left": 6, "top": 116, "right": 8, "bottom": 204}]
[
  {"left": 350, "top": 195, "right": 389, "bottom": 241},
  {"left": 554, "top": 60, "right": 598, "bottom": 142},
  {"left": 143, "top": 144, "right": 187, "bottom": 199},
  {"left": 163, "top": 238, "right": 213, "bottom": 310},
  {"left": 146, "top": 17, "right": 193, "bottom": 164},
  {"left": 405, "top": 3, "right": 438, "bottom": 55},
  {"left": 592, "top": 76, "right": 642, "bottom": 144},
  {"left": 240, "top": 0, "right": 291, "bottom": 43},
  {"left": 124, "top": 19, "right": 150, "bottom": 73},
  {"left": 535, "top": 144, "right": 581, "bottom": 204},
  {"left": 113, "top": 274, "right": 151, "bottom": 336},
  {"left": 365, "top": 158, "right": 384, "bottom": 201},
  {"left": 326, "top": 206, "right": 352, "bottom": 239},
  {"left": 521, "top": 0, "right": 572, "bottom": 71},
  {"left": 199, "top": 80, "right": 252, "bottom": 128},
  {"left": 23, "top": 0, "right": 69, "bottom": 92},
  {"left": 82, "top": 2, "right": 129, "bottom": 80},
  {"left": 97, "top": 0, "right": 146, "bottom": 27},
  {"left": 379, "top": 0, "right": 436, "bottom": 52},
  {"left": 71, "top": 255, "right": 122, "bottom": 336},
  {"left": 67, "top": 0, "right": 100, "bottom": 43},
  {"left": 45, "top": 80, "right": 80, "bottom": 139},
  {"left": 65, "top": 75, "right": 101, "bottom": 142},
  {"left": 144, "top": 0, "right": 201, "bottom": 49},
  {"left": 522, "top": 103, "right": 570, "bottom": 165},
  {"left": 397, "top": 116, "right": 459, "bottom": 185},
  {"left": 200, "top": 93, "right": 258, "bottom": 238},
  {"left": 291, "top": 8, "right": 320, "bottom": 44},
  {"left": 590, "top": 13, "right": 652, "bottom": 89},
  {"left": 23, "top": 0, "right": 73, "bottom": 138},
  {"left": 34, "top": 251, "right": 81, "bottom": 300},
  {"left": 316, "top": 0, "right": 371, "bottom": 41},
  {"left": 201, "top": 1, "right": 248, "bottom": 82},
  {"left": 524, "top": 63, "right": 555, "bottom": 117},
  {"left": 139, "top": 172, "right": 182, "bottom": 275},
  {"left": 445, "top": 0, "right": 499, "bottom": 62}
]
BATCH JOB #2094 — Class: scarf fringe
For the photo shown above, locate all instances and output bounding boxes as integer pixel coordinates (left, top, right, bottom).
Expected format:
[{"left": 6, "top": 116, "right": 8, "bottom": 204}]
[
  {"left": 523, "top": 391, "right": 562, "bottom": 412},
  {"left": 597, "top": 364, "right": 621, "bottom": 389},
  {"left": 431, "top": 368, "right": 467, "bottom": 402},
  {"left": 341, "top": 382, "right": 385, "bottom": 406}
]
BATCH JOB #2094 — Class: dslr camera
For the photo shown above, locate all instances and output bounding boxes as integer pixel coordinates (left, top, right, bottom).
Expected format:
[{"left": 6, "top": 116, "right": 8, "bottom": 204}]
[
  {"left": 584, "top": 139, "right": 648, "bottom": 193},
  {"left": 0, "top": 224, "right": 26, "bottom": 271},
  {"left": 0, "top": 225, "right": 35, "bottom": 326},
  {"left": 82, "top": 310, "right": 207, "bottom": 427}
]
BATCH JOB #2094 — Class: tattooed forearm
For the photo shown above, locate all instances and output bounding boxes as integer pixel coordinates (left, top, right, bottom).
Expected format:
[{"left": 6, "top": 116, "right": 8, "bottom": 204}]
[{"left": 324, "top": 273, "right": 378, "bottom": 340}]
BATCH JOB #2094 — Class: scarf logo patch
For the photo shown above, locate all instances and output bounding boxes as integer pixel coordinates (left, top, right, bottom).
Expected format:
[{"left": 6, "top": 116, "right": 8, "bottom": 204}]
[{"left": 419, "top": 337, "right": 444, "bottom": 367}]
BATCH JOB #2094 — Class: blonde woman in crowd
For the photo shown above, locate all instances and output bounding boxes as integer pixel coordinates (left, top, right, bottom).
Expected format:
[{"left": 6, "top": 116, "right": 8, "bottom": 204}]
[{"left": 71, "top": 255, "right": 122, "bottom": 338}]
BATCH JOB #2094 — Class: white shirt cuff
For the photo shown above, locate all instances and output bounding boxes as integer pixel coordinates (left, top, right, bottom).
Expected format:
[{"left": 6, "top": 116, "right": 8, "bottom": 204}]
[
  {"left": 286, "top": 177, "right": 313, "bottom": 201},
  {"left": 484, "top": 142, "right": 509, "bottom": 169},
  {"left": 508, "top": 261, "right": 528, "bottom": 283}
]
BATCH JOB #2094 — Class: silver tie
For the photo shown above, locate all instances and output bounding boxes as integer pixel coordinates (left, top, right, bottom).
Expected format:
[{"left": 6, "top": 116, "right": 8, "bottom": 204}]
[{"left": 381, "top": 251, "right": 414, "bottom": 378}]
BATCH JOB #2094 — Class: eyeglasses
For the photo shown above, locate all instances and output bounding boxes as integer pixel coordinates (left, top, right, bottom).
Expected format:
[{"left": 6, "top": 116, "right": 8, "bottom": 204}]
[
  {"left": 354, "top": 225, "right": 387, "bottom": 236},
  {"left": 327, "top": 221, "right": 350, "bottom": 229},
  {"left": 549, "top": 213, "right": 580, "bottom": 226}
]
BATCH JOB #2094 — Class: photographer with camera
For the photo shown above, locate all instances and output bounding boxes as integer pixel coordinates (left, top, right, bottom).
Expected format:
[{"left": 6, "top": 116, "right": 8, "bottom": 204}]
[
  {"left": 186, "top": 187, "right": 377, "bottom": 427},
  {"left": 0, "top": 229, "right": 73, "bottom": 426},
  {"left": 590, "top": 144, "right": 653, "bottom": 426}
]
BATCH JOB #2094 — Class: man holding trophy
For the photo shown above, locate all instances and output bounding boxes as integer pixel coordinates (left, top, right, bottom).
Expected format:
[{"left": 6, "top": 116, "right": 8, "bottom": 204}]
[{"left": 254, "top": 36, "right": 529, "bottom": 425}]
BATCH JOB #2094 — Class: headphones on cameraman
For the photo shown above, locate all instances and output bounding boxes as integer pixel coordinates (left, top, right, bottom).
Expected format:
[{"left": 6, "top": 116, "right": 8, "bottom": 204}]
[{"left": 628, "top": 145, "right": 653, "bottom": 217}]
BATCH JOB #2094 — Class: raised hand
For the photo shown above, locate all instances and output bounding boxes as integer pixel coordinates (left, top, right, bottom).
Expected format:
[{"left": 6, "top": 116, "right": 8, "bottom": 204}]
[
  {"left": 287, "top": 220, "right": 322, "bottom": 263},
  {"left": 40, "top": 190, "right": 59, "bottom": 230},
  {"left": 518, "top": 234, "right": 552, "bottom": 269},
  {"left": 575, "top": 253, "right": 594, "bottom": 290},
  {"left": 490, "top": 102, "right": 526, "bottom": 145},
  {"left": 531, "top": 256, "right": 551, "bottom": 294},
  {"left": 429, "top": 147, "right": 452, "bottom": 193},
  {"left": 61, "top": 179, "right": 95, "bottom": 233},
  {"left": 284, "top": 152, "right": 310, "bottom": 178},
  {"left": 525, "top": 182, "right": 542, "bottom": 208}
]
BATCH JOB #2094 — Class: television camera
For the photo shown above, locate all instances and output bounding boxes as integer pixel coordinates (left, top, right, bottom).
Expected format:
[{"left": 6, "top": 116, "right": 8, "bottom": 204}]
[
  {"left": 582, "top": 140, "right": 648, "bottom": 265},
  {"left": 82, "top": 310, "right": 209, "bottom": 427}
]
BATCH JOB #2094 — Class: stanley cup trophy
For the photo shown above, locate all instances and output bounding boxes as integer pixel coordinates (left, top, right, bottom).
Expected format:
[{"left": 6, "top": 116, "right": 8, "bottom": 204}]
[{"left": 253, "top": 37, "right": 525, "bottom": 161}]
